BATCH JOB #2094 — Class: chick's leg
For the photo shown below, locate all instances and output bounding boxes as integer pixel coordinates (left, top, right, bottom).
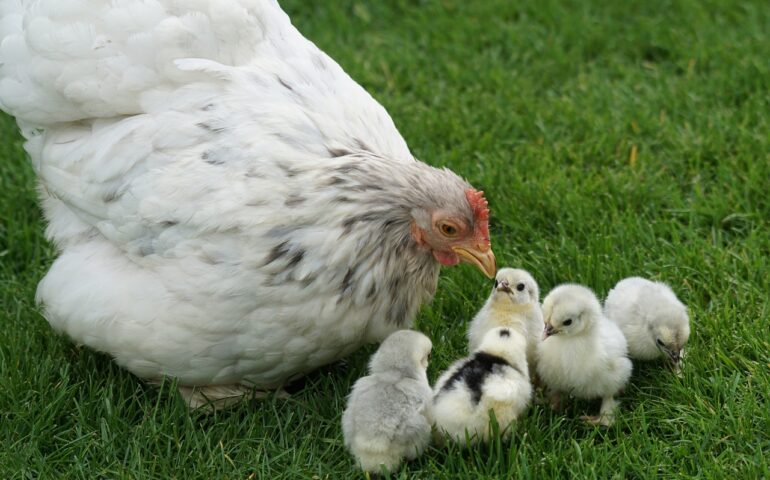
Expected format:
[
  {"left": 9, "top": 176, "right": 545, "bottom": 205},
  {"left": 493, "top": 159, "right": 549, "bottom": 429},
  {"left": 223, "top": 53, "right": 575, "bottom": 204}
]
[
  {"left": 581, "top": 396, "right": 619, "bottom": 427},
  {"left": 547, "top": 390, "right": 564, "bottom": 411}
]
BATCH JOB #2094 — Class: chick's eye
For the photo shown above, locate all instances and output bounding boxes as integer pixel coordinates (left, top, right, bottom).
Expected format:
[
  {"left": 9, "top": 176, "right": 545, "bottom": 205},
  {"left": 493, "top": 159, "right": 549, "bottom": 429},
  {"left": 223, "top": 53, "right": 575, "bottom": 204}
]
[
  {"left": 516, "top": 283, "right": 525, "bottom": 292},
  {"left": 656, "top": 339, "right": 665, "bottom": 347},
  {"left": 439, "top": 223, "right": 459, "bottom": 237},
  {"left": 563, "top": 319, "right": 573, "bottom": 326},
  {"left": 494, "top": 279, "right": 499, "bottom": 288}
]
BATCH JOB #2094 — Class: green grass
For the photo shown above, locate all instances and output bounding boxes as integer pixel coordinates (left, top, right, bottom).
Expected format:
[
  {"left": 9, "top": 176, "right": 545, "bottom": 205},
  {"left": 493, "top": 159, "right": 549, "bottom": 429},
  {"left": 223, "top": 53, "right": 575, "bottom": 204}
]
[{"left": 1, "top": 0, "right": 769, "bottom": 477}]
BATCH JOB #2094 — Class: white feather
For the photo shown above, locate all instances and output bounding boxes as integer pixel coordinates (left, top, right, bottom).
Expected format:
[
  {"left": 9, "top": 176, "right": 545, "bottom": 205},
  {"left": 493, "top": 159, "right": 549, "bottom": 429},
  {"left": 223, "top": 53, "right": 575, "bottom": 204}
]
[{"left": 604, "top": 277, "right": 690, "bottom": 364}]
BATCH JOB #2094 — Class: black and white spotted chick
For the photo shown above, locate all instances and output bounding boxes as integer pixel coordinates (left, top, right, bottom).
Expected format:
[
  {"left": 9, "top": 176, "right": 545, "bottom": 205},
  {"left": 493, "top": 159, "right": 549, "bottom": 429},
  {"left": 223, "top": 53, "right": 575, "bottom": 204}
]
[
  {"left": 432, "top": 327, "right": 532, "bottom": 445},
  {"left": 342, "top": 330, "right": 433, "bottom": 474}
]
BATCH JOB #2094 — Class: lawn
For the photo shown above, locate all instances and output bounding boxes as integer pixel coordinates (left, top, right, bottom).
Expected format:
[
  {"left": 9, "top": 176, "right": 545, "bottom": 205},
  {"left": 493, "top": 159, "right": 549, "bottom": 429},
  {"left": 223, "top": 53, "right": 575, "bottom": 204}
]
[{"left": 1, "top": 0, "right": 769, "bottom": 478}]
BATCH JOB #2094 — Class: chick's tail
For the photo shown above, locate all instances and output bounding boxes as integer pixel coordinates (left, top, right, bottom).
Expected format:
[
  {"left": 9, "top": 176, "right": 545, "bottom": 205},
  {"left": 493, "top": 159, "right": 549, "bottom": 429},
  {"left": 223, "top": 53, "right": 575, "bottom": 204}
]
[{"left": 351, "top": 438, "right": 401, "bottom": 474}]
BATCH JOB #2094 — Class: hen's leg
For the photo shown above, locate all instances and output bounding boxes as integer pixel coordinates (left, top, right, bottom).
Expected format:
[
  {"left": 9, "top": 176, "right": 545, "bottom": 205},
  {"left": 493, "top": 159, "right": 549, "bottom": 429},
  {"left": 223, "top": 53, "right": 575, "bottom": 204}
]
[{"left": 178, "top": 384, "right": 289, "bottom": 411}]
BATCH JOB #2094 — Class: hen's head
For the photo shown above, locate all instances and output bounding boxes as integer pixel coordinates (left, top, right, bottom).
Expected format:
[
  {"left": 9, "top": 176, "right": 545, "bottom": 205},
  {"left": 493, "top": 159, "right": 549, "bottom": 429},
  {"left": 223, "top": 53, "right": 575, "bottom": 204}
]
[{"left": 410, "top": 186, "right": 496, "bottom": 278}]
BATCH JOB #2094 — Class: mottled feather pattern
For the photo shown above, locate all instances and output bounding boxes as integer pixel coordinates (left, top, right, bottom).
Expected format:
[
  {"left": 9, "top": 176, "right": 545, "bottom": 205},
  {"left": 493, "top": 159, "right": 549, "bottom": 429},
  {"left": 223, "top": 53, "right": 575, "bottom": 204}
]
[{"left": 1, "top": 0, "right": 477, "bottom": 388}]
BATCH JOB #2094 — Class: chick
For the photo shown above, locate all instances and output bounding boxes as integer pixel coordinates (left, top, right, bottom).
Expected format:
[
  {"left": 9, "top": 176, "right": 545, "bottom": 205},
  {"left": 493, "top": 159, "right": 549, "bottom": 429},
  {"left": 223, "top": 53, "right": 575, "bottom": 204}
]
[
  {"left": 467, "top": 268, "right": 544, "bottom": 377},
  {"left": 604, "top": 277, "right": 690, "bottom": 372},
  {"left": 433, "top": 327, "right": 532, "bottom": 444},
  {"left": 537, "top": 284, "right": 632, "bottom": 426},
  {"left": 342, "top": 330, "right": 433, "bottom": 474}
]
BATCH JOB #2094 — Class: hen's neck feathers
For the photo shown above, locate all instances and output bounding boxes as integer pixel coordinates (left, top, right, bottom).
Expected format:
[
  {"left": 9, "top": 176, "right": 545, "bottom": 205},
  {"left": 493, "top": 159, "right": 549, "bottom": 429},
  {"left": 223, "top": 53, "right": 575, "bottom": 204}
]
[{"left": 268, "top": 151, "right": 469, "bottom": 334}]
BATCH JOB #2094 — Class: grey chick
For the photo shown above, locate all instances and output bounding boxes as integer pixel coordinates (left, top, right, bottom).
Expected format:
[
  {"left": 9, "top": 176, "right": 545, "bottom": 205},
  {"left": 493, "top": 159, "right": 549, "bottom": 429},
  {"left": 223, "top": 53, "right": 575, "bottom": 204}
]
[
  {"left": 433, "top": 327, "right": 532, "bottom": 445},
  {"left": 604, "top": 277, "right": 690, "bottom": 373},
  {"left": 342, "top": 330, "right": 433, "bottom": 474}
]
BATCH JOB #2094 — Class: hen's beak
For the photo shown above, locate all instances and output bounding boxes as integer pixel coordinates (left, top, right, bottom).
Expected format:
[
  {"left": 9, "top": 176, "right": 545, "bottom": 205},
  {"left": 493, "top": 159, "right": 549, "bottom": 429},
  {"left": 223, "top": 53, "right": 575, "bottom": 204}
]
[{"left": 452, "top": 245, "right": 496, "bottom": 278}]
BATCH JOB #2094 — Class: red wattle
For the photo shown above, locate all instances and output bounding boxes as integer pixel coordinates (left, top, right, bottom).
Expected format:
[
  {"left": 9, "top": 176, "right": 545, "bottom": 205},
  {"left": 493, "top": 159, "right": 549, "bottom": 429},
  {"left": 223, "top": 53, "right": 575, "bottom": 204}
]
[{"left": 433, "top": 250, "right": 460, "bottom": 266}]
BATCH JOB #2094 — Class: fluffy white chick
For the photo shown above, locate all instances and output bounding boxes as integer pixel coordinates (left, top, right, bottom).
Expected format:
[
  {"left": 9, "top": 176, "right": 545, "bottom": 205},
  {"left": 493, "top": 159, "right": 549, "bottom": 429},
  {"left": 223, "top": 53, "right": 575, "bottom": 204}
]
[
  {"left": 342, "top": 330, "right": 433, "bottom": 474},
  {"left": 433, "top": 327, "right": 532, "bottom": 445},
  {"left": 537, "top": 284, "right": 632, "bottom": 426},
  {"left": 604, "top": 277, "right": 690, "bottom": 372},
  {"left": 467, "top": 268, "right": 543, "bottom": 377}
]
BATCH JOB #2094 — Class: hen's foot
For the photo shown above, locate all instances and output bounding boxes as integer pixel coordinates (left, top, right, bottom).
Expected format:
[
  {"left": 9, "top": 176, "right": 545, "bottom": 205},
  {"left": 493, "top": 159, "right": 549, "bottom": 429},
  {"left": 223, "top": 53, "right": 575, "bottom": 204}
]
[{"left": 179, "top": 384, "right": 290, "bottom": 411}]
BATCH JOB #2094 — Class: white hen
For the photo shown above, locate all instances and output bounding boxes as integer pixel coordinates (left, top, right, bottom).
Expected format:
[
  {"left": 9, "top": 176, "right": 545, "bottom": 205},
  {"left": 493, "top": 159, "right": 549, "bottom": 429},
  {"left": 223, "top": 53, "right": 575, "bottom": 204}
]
[
  {"left": 537, "top": 284, "right": 632, "bottom": 426},
  {"left": 604, "top": 277, "right": 690, "bottom": 370},
  {"left": 0, "top": 1, "right": 497, "bottom": 407}
]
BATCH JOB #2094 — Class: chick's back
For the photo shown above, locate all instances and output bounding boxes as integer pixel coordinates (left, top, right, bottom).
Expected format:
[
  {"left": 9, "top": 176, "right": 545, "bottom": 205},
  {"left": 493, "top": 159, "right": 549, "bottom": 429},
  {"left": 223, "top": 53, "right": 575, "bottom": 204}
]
[{"left": 342, "top": 373, "right": 432, "bottom": 469}]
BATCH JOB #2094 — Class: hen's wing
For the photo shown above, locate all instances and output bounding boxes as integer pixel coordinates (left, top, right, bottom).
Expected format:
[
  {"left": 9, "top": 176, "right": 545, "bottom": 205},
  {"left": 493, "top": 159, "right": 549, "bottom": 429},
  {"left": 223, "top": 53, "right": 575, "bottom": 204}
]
[
  {"left": 1, "top": 0, "right": 414, "bottom": 251},
  {"left": 0, "top": 1, "right": 426, "bottom": 387}
]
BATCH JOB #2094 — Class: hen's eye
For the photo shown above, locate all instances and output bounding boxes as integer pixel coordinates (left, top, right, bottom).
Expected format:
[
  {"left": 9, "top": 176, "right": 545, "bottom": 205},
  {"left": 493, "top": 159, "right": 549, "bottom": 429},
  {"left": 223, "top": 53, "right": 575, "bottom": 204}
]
[
  {"left": 563, "top": 319, "right": 573, "bottom": 326},
  {"left": 439, "top": 223, "right": 459, "bottom": 237}
]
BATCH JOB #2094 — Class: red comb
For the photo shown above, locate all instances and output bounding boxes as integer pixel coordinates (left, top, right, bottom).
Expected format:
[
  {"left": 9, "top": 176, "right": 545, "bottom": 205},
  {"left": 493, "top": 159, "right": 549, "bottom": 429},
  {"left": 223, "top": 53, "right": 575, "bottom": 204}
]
[
  {"left": 465, "top": 188, "right": 491, "bottom": 247},
  {"left": 465, "top": 188, "right": 489, "bottom": 222}
]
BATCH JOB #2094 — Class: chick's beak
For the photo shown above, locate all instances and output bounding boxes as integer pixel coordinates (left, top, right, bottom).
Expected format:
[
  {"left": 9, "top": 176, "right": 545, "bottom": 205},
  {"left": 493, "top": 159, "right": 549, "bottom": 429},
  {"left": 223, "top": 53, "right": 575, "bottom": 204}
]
[
  {"left": 542, "top": 324, "right": 556, "bottom": 340},
  {"left": 496, "top": 280, "right": 511, "bottom": 293},
  {"left": 452, "top": 245, "right": 496, "bottom": 278},
  {"left": 668, "top": 349, "right": 681, "bottom": 364}
]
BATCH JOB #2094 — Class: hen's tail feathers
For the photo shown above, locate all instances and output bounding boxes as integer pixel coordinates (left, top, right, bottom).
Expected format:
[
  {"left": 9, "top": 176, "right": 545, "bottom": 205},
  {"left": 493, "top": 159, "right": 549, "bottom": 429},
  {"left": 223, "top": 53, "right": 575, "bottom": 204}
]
[{"left": 0, "top": 0, "right": 286, "bottom": 125}]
